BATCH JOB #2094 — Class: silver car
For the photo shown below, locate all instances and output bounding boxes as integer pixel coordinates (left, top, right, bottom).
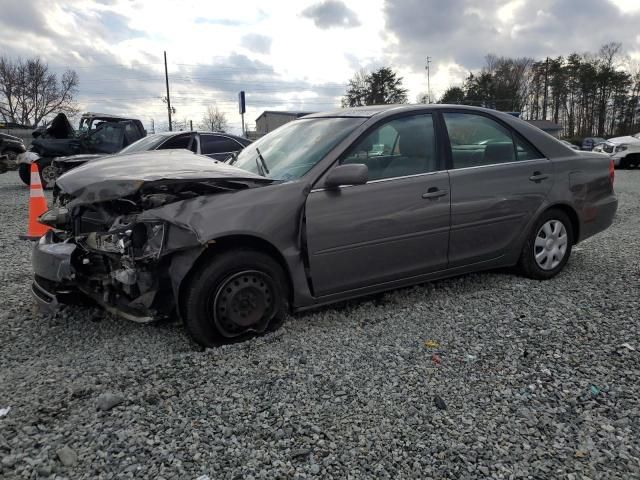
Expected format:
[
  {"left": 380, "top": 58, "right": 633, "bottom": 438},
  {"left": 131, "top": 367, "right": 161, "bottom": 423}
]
[{"left": 32, "top": 105, "right": 618, "bottom": 347}]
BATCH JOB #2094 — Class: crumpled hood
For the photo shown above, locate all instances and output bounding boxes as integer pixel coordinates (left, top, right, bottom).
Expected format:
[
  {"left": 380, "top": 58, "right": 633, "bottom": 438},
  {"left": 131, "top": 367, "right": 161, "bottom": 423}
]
[
  {"left": 56, "top": 149, "right": 272, "bottom": 203},
  {"left": 605, "top": 135, "right": 640, "bottom": 145}
]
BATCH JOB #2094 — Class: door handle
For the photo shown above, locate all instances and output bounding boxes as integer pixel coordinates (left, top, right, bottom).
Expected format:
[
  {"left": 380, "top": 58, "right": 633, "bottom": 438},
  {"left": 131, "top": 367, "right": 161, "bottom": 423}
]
[
  {"left": 529, "top": 172, "right": 549, "bottom": 182},
  {"left": 422, "top": 188, "right": 448, "bottom": 199}
]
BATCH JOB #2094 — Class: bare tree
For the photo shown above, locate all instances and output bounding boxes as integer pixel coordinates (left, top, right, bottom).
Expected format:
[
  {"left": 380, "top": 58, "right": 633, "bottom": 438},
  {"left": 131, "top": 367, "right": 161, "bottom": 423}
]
[
  {"left": 200, "top": 104, "right": 228, "bottom": 132},
  {"left": 0, "top": 57, "right": 78, "bottom": 127}
]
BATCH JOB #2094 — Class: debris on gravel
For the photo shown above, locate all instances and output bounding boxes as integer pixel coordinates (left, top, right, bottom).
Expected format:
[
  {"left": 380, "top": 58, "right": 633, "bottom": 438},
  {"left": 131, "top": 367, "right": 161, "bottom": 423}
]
[
  {"left": 96, "top": 392, "right": 125, "bottom": 411},
  {"left": 1, "top": 170, "right": 639, "bottom": 479},
  {"left": 56, "top": 445, "right": 78, "bottom": 466}
]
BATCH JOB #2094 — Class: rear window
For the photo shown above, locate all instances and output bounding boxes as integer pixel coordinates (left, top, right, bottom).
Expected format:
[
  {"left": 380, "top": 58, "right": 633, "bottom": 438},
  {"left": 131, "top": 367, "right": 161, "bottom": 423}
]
[{"left": 200, "top": 135, "right": 242, "bottom": 154}]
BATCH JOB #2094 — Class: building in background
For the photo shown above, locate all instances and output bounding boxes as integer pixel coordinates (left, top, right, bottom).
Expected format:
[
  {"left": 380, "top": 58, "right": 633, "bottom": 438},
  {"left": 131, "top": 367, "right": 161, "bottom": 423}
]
[{"left": 255, "top": 111, "right": 315, "bottom": 136}]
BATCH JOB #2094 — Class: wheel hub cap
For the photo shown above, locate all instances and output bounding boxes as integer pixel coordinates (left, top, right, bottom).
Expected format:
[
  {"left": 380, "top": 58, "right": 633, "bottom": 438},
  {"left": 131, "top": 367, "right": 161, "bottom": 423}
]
[
  {"left": 212, "top": 270, "right": 276, "bottom": 336},
  {"left": 534, "top": 220, "right": 568, "bottom": 270}
]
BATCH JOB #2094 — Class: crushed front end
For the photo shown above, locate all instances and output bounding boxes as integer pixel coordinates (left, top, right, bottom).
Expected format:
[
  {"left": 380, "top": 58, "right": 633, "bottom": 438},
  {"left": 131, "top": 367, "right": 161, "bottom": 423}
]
[{"left": 32, "top": 198, "right": 180, "bottom": 322}]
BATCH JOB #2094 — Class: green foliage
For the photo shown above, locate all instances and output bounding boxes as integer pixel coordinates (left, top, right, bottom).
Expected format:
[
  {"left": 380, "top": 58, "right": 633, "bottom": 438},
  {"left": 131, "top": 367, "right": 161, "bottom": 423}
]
[
  {"left": 441, "top": 43, "right": 640, "bottom": 137},
  {"left": 342, "top": 67, "right": 408, "bottom": 107}
]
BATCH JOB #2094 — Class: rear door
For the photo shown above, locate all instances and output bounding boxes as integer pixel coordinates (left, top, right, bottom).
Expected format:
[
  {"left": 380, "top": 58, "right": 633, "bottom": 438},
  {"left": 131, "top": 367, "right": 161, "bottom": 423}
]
[
  {"left": 305, "top": 112, "right": 451, "bottom": 296},
  {"left": 442, "top": 111, "right": 553, "bottom": 267}
]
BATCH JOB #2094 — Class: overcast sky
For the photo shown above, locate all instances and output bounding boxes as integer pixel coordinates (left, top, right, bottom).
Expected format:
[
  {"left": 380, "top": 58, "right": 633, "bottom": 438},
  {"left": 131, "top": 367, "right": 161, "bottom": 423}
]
[{"left": 1, "top": 0, "right": 639, "bottom": 133}]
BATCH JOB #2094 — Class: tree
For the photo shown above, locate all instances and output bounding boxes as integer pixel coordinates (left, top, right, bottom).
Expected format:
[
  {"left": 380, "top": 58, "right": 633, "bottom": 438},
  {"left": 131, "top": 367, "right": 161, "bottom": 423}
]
[
  {"left": 200, "top": 104, "right": 228, "bottom": 132},
  {"left": 342, "top": 67, "right": 408, "bottom": 107},
  {"left": 439, "top": 86, "right": 466, "bottom": 104},
  {"left": 341, "top": 69, "right": 368, "bottom": 107},
  {"left": 366, "top": 67, "right": 408, "bottom": 105},
  {"left": 0, "top": 56, "right": 78, "bottom": 127}
]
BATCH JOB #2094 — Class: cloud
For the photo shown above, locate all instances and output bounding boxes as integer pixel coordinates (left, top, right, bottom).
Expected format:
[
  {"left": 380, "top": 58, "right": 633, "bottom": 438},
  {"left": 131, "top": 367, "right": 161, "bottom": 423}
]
[
  {"left": 240, "top": 34, "right": 272, "bottom": 54},
  {"left": 383, "top": 0, "right": 640, "bottom": 75},
  {"left": 301, "top": 0, "right": 361, "bottom": 29}
]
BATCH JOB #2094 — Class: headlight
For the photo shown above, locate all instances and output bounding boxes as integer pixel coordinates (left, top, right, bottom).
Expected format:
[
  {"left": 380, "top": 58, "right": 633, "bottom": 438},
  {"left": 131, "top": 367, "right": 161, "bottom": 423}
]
[
  {"left": 38, "top": 207, "right": 70, "bottom": 229},
  {"left": 616, "top": 145, "right": 628, "bottom": 152},
  {"left": 85, "top": 222, "right": 165, "bottom": 259}
]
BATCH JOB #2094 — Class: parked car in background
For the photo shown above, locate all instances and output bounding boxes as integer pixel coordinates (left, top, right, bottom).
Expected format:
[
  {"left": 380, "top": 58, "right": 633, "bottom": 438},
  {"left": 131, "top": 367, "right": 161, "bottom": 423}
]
[
  {"left": 16, "top": 112, "right": 146, "bottom": 187},
  {"left": 32, "top": 105, "right": 617, "bottom": 347},
  {"left": 581, "top": 137, "right": 606, "bottom": 151},
  {"left": 560, "top": 140, "right": 581, "bottom": 151},
  {"left": 49, "top": 131, "right": 252, "bottom": 183},
  {"left": 593, "top": 133, "right": 640, "bottom": 168},
  {"left": 0, "top": 132, "right": 26, "bottom": 173}
]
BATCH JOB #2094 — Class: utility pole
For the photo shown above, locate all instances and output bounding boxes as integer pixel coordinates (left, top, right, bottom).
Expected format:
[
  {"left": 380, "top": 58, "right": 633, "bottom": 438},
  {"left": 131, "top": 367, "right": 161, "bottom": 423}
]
[
  {"left": 189, "top": 120, "right": 193, "bottom": 131},
  {"left": 151, "top": 118, "right": 155, "bottom": 134},
  {"left": 164, "top": 51, "right": 172, "bottom": 131},
  {"left": 425, "top": 56, "right": 432, "bottom": 103}
]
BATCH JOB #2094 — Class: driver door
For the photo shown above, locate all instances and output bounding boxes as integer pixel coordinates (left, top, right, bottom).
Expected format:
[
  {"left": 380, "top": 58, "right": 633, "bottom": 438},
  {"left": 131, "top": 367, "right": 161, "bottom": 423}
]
[{"left": 304, "top": 113, "right": 451, "bottom": 296}]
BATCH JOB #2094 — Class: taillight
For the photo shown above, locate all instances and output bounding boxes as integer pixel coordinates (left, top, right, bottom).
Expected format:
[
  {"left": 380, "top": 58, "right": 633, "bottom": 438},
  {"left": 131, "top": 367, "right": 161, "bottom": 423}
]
[{"left": 609, "top": 159, "right": 615, "bottom": 187}]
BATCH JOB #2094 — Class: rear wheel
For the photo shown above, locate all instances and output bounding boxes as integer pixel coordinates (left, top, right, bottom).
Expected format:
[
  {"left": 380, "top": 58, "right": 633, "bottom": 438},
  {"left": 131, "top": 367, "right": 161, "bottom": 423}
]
[
  {"left": 518, "top": 209, "right": 573, "bottom": 280},
  {"left": 183, "top": 249, "right": 288, "bottom": 347}
]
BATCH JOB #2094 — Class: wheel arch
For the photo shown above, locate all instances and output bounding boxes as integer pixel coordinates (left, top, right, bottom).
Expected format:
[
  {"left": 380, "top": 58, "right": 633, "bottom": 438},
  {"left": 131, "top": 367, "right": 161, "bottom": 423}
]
[
  {"left": 175, "top": 234, "right": 294, "bottom": 319},
  {"left": 543, "top": 203, "right": 580, "bottom": 244}
]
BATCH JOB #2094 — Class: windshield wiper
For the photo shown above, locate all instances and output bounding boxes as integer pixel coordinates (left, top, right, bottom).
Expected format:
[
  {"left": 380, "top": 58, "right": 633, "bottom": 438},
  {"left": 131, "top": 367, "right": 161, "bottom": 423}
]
[
  {"left": 255, "top": 147, "right": 270, "bottom": 176},
  {"left": 228, "top": 151, "right": 238, "bottom": 165}
]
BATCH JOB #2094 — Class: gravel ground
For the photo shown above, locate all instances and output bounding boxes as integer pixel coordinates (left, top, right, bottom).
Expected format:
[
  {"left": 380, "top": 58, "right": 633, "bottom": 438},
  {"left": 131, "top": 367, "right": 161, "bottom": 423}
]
[{"left": 0, "top": 170, "right": 638, "bottom": 479}]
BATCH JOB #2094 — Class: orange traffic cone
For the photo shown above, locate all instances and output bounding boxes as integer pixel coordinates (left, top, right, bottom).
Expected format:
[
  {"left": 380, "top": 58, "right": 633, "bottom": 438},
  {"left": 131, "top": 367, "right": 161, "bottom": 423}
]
[{"left": 20, "top": 163, "right": 52, "bottom": 241}]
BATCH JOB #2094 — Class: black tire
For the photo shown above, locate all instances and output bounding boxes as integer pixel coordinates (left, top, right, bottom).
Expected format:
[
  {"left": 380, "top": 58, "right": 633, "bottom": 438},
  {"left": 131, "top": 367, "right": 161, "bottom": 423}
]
[
  {"left": 18, "top": 163, "right": 31, "bottom": 185},
  {"left": 620, "top": 158, "right": 630, "bottom": 169},
  {"left": 518, "top": 209, "right": 574, "bottom": 280},
  {"left": 183, "top": 249, "right": 289, "bottom": 347}
]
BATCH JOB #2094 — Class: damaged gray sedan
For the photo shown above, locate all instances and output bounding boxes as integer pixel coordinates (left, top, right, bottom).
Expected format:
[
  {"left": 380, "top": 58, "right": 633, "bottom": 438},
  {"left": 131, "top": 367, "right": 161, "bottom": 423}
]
[{"left": 32, "top": 105, "right": 618, "bottom": 347}]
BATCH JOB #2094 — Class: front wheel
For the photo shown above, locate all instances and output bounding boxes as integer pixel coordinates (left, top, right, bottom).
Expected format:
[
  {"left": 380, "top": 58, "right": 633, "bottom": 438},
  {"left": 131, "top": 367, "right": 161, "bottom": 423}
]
[
  {"left": 518, "top": 209, "right": 573, "bottom": 280},
  {"left": 182, "top": 249, "right": 289, "bottom": 347}
]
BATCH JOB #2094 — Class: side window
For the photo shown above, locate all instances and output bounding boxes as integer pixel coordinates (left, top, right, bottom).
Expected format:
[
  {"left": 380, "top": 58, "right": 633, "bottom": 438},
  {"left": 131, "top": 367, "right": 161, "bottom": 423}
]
[
  {"left": 443, "top": 113, "right": 517, "bottom": 168},
  {"left": 158, "top": 134, "right": 192, "bottom": 150},
  {"left": 123, "top": 122, "right": 139, "bottom": 145},
  {"left": 341, "top": 114, "right": 437, "bottom": 181},
  {"left": 200, "top": 135, "right": 243, "bottom": 154},
  {"left": 514, "top": 136, "right": 542, "bottom": 161},
  {"left": 90, "top": 124, "right": 124, "bottom": 151}
]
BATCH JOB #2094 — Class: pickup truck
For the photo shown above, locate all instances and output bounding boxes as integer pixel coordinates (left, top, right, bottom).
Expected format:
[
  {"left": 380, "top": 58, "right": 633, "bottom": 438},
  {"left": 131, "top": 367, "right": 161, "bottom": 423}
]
[
  {"left": 593, "top": 132, "right": 640, "bottom": 168},
  {"left": 16, "top": 112, "right": 146, "bottom": 186}
]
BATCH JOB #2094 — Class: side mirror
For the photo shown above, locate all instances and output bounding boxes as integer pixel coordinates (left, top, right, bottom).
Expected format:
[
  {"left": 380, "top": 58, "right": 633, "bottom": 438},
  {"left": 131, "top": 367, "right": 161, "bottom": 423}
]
[{"left": 324, "top": 164, "right": 368, "bottom": 189}]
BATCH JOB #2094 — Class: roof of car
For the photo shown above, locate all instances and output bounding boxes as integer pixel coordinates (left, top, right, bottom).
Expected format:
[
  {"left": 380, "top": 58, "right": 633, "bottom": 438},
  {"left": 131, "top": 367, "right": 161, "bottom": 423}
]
[
  {"left": 148, "top": 131, "right": 250, "bottom": 142},
  {"left": 303, "top": 104, "right": 521, "bottom": 119}
]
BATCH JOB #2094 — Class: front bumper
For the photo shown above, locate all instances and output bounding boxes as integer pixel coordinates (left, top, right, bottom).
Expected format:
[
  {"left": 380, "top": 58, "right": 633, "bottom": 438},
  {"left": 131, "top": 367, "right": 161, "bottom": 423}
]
[{"left": 31, "top": 231, "right": 81, "bottom": 313}]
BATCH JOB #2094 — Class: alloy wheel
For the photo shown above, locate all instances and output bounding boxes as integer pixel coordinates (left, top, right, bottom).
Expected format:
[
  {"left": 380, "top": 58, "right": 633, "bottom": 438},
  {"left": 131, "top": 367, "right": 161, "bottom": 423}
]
[
  {"left": 534, "top": 219, "right": 568, "bottom": 270},
  {"left": 40, "top": 165, "right": 60, "bottom": 187}
]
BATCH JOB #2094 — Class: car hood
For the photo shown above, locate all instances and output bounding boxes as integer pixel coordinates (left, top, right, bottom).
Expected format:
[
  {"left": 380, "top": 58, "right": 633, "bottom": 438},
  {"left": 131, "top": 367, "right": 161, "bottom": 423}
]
[
  {"left": 54, "top": 153, "right": 106, "bottom": 164},
  {"left": 605, "top": 135, "right": 640, "bottom": 145},
  {"left": 56, "top": 149, "right": 273, "bottom": 204}
]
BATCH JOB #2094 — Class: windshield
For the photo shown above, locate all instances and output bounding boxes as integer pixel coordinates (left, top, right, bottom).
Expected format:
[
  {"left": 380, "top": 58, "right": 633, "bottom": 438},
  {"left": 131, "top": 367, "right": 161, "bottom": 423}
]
[
  {"left": 119, "top": 134, "right": 167, "bottom": 154},
  {"left": 231, "top": 117, "right": 364, "bottom": 180}
]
